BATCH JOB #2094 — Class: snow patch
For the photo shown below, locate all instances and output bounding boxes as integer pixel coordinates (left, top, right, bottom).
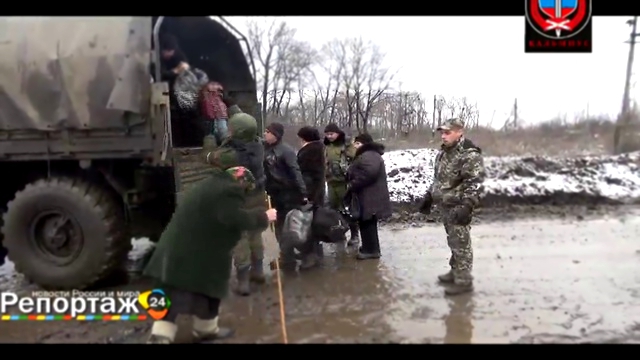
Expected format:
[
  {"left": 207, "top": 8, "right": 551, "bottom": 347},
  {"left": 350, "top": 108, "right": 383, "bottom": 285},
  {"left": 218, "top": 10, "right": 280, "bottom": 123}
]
[{"left": 384, "top": 148, "right": 640, "bottom": 204}]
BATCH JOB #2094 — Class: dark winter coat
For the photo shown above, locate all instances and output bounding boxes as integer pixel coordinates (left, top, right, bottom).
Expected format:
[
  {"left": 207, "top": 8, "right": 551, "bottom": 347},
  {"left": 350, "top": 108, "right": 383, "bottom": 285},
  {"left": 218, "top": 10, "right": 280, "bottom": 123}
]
[
  {"left": 297, "top": 140, "right": 326, "bottom": 205},
  {"left": 143, "top": 170, "right": 269, "bottom": 299},
  {"left": 346, "top": 142, "right": 392, "bottom": 221},
  {"left": 264, "top": 140, "right": 307, "bottom": 200}
]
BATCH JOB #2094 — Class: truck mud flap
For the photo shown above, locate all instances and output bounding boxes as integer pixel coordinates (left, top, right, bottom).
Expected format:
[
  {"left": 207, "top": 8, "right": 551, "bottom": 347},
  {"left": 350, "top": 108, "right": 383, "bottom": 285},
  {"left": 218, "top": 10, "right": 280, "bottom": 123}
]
[{"left": 171, "top": 147, "right": 213, "bottom": 201}]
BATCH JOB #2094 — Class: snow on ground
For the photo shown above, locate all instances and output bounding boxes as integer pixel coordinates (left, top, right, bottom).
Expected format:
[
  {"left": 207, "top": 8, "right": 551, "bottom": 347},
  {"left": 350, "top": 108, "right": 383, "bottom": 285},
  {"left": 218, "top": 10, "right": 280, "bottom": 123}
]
[{"left": 384, "top": 148, "right": 640, "bottom": 204}]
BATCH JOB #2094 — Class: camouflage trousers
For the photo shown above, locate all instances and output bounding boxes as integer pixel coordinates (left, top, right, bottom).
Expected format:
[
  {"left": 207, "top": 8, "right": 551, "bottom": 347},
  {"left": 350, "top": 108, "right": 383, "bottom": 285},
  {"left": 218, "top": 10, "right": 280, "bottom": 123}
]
[
  {"left": 327, "top": 181, "right": 359, "bottom": 239},
  {"left": 443, "top": 221, "right": 473, "bottom": 286},
  {"left": 232, "top": 230, "right": 264, "bottom": 270},
  {"left": 327, "top": 182, "right": 347, "bottom": 210}
]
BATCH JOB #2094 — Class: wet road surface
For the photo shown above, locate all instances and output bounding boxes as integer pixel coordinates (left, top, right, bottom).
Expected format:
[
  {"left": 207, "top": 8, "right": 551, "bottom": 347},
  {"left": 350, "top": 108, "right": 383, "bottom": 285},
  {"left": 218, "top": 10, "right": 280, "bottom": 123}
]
[{"left": 1, "top": 208, "right": 640, "bottom": 343}]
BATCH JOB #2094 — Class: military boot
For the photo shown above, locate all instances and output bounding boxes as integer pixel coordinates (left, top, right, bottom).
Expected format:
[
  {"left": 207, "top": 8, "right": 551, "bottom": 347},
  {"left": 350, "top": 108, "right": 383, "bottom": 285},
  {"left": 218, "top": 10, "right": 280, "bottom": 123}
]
[
  {"left": 444, "top": 283, "right": 474, "bottom": 296},
  {"left": 147, "top": 320, "right": 177, "bottom": 344},
  {"left": 437, "top": 271, "right": 455, "bottom": 284},
  {"left": 234, "top": 267, "right": 251, "bottom": 296},
  {"left": 192, "top": 316, "right": 235, "bottom": 343},
  {"left": 249, "top": 257, "right": 266, "bottom": 284}
]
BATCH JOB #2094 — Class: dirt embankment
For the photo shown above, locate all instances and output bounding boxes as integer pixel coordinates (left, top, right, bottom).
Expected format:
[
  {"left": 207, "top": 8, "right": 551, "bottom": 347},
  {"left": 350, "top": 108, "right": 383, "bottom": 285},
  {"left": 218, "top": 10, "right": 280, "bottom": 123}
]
[{"left": 382, "top": 150, "right": 640, "bottom": 224}]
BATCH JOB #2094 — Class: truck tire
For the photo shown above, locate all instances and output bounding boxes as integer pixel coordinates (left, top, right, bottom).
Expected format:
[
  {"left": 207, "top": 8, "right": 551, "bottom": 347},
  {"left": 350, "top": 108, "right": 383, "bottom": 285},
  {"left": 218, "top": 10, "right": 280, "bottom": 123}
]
[{"left": 2, "top": 177, "right": 130, "bottom": 289}]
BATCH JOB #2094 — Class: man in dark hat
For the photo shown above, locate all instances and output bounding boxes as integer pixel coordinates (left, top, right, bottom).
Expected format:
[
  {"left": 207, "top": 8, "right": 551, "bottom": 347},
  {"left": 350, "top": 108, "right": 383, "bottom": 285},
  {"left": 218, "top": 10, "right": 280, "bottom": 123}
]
[
  {"left": 158, "top": 34, "right": 189, "bottom": 82},
  {"left": 296, "top": 126, "right": 325, "bottom": 269},
  {"left": 263, "top": 122, "right": 307, "bottom": 268}
]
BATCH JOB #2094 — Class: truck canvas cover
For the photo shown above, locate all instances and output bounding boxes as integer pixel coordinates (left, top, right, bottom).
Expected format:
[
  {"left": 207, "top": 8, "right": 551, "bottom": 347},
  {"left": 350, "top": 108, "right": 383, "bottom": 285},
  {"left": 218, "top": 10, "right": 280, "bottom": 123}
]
[{"left": 0, "top": 16, "right": 152, "bottom": 131}]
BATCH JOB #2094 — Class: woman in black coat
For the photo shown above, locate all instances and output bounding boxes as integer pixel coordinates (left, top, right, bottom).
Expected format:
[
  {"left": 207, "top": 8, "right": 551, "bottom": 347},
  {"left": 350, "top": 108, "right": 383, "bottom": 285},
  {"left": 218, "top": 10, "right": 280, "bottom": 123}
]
[
  {"left": 296, "top": 126, "right": 325, "bottom": 269},
  {"left": 346, "top": 133, "right": 391, "bottom": 260}
]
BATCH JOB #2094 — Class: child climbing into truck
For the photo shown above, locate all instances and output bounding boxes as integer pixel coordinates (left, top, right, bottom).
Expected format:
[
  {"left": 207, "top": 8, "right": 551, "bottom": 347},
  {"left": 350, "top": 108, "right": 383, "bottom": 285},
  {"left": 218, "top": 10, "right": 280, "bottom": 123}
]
[{"left": 200, "top": 81, "right": 229, "bottom": 145}]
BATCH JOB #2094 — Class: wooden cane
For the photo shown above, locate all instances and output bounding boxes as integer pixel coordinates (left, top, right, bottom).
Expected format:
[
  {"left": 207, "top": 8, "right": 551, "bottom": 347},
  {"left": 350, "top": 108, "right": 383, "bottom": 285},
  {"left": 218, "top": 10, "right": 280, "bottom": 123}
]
[{"left": 267, "top": 194, "right": 288, "bottom": 344}]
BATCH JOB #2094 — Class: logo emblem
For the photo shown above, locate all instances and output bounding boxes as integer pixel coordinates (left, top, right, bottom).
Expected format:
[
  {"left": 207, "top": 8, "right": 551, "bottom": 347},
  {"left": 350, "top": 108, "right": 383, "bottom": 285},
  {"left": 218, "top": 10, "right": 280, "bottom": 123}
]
[
  {"left": 138, "top": 289, "right": 171, "bottom": 320},
  {"left": 524, "top": 0, "right": 592, "bottom": 53}
]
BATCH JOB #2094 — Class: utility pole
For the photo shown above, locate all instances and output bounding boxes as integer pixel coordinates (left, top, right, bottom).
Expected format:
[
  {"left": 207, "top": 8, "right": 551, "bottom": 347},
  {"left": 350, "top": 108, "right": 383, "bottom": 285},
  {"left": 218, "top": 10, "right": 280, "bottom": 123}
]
[{"left": 615, "top": 16, "right": 639, "bottom": 153}]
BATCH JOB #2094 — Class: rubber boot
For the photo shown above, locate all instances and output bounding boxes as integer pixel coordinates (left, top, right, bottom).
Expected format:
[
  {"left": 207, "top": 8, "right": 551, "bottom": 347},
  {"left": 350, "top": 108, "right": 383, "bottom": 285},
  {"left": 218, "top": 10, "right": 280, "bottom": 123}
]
[
  {"left": 147, "top": 320, "right": 177, "bottom": 344},
  {"left": 234, "top": 266, "right": 251, "bottom": 296},
  {"left": 445, "top": 283, "right": 474, "bottom": 296},
  {"left": 192, "top": 316, "right": 235, "bottom": 343},
  {"left": 249, "top": 257, "right": 266, "bottom": 284},
  {"left": 347, "top": 223, "right": 360, "bottom": 247},
  {"left": 438, "top": 271, "right": 455, "bottom": 284}
]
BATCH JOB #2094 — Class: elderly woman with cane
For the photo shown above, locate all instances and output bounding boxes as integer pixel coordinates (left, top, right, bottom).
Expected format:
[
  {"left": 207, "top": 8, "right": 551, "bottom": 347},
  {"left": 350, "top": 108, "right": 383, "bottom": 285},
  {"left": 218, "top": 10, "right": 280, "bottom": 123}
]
[{"left": 143, "top": 166, "right": 276, "bottom": 344}]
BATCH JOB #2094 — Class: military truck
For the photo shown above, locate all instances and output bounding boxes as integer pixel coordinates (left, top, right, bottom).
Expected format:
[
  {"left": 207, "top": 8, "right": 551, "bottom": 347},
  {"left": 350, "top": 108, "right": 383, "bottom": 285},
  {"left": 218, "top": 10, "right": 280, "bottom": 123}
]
[{"left": 0, "top": 16, "right": 259, "bottom": 289}]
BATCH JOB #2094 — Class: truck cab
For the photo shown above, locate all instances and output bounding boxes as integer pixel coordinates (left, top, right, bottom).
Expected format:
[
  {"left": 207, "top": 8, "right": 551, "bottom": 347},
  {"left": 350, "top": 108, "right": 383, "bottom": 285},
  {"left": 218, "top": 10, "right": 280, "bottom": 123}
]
[{"left": 0, "top": 16, "right": 260, "bottom": 289}]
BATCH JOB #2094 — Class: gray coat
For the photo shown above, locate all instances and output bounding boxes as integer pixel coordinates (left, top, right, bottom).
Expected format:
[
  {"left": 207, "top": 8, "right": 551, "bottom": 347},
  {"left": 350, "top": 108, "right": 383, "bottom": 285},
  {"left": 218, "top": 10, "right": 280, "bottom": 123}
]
[{"left": 346, "top": 142, "right": 392, "bottom": 221}]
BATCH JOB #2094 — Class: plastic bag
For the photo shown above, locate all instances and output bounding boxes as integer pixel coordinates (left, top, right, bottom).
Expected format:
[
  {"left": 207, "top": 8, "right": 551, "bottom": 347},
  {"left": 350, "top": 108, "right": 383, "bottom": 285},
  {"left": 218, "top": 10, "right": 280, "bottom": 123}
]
[
  {"left": 281, "top": 205, "right": 314, "bottom": 253},
  {"left": 312, "top": 207, "right": 349, "bottom": 243},
  {"left": 173, "top": 68, "right": 209, "bottom": 110}
]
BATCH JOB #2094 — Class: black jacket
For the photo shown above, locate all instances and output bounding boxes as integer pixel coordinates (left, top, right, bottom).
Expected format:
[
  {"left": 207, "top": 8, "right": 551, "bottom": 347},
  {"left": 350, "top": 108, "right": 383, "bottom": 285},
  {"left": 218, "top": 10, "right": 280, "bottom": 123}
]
[
  {"left": 297, "top": 141, "right": 326, "bottom": 205},
  {"left": 264, "top": 141, "right": 307, "bottom": 198},
  {"left": 347, "top": 142, "right": 392, "bottom": 221}
]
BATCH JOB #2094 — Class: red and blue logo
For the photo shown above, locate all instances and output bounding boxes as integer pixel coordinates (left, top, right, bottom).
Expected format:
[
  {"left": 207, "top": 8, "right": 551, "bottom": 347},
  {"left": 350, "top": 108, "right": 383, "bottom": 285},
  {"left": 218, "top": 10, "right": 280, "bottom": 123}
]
[{"left": 525, "top": 0, "right": 592, "bottom": 39}]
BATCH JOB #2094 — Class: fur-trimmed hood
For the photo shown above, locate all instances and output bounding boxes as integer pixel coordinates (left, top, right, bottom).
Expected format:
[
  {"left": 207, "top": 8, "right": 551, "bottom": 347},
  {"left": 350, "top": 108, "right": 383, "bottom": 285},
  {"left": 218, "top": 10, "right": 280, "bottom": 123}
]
[{"left": 355, "top": 142, "right": 385, "bottom": 157}]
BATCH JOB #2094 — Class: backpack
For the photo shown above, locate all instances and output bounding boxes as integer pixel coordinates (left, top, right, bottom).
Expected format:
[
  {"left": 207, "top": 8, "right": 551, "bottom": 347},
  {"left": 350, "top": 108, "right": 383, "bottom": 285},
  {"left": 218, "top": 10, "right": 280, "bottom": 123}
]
[
  {"left": 311, "top": 207, "right": 349, "bottom": 243},
  {"left": 280, "top": 205, "right": 314, "bottom": 253}
]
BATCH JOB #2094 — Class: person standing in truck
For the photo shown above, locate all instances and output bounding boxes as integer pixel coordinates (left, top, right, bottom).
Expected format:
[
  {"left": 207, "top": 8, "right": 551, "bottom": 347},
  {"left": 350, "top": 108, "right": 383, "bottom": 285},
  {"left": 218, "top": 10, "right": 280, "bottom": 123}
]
[
  {"left": 205, "top": 101, "right": 267, "bottom": 296},
  {"left": 263, "top": 122, "right": 308, "bottom": 269},
  {"left": 158, "top": 34, "right": 189, "bottom": 82},
  {"left": 324, "top": 123, "right": 359, "bottom": 247},
  {"left": 143, "top": 166, "right": 276, "bottom": 344}
]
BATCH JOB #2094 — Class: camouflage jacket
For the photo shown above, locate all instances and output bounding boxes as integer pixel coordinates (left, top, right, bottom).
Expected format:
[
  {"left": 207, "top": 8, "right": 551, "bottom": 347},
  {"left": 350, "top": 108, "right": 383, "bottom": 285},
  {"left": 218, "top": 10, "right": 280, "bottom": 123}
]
[
  {"left": 430, "top": 137, "right": 485, "bottom": 208},
  {"left": 324, "top": 135, "right": 356, "bottom": 183}
]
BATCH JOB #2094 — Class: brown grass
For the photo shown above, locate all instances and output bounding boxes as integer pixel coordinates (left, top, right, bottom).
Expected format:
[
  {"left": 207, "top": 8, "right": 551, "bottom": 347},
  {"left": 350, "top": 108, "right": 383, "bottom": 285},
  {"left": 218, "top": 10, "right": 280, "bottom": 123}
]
[{"left": 269, "top": 116, "right": 640, "bottom": 157}]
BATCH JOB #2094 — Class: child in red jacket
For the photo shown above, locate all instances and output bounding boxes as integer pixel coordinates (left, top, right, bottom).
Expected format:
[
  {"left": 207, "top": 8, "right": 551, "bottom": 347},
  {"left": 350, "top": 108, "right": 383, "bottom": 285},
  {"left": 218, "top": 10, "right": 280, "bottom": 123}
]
[{"left": 200, "top": 82, "right": 228, "bottom": 145}]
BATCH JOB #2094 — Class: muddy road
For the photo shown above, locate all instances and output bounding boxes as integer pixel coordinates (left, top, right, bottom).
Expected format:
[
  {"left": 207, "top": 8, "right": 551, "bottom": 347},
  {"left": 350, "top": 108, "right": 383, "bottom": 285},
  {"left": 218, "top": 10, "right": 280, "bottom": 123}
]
[{"left": 1, "top": 207, "right": 640, "bottom": 343}]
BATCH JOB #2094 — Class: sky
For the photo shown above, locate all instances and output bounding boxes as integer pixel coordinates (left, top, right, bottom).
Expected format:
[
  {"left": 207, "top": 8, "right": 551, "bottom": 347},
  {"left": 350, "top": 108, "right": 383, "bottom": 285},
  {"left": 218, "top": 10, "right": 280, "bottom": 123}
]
[{"left": 224, "top": 16, "right": 636, "bottom": 126}]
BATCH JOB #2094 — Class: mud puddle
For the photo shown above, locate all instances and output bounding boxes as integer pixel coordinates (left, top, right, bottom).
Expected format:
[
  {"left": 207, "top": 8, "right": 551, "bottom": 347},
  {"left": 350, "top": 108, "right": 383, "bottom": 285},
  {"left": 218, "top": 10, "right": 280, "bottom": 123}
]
[{"left": 2, "top": 209, "right": 640, "bottom": 343}]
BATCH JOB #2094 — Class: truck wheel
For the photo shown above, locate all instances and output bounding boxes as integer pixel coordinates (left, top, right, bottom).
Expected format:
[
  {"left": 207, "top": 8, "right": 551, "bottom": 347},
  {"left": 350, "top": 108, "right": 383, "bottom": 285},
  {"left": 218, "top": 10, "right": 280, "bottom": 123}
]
[{"left": 2, "top": 177, "right": 130, "bottom": 289}]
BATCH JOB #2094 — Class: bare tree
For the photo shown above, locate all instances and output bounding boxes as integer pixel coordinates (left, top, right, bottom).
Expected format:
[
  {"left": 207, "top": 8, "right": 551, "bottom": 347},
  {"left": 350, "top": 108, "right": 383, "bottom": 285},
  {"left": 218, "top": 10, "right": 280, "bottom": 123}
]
[{"left": 337, "top": 37, "right": 395, "bottom": 132}]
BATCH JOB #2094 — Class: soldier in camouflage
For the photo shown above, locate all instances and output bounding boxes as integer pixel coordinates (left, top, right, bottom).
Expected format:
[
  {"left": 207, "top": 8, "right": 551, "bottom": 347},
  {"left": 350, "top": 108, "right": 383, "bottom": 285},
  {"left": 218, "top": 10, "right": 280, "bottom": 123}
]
[
  {"left": 206, "top": 100, "right": 267, "bottom": 296},
  {"left": 323, "top": 123, "right": 359, "bottom": 247},
  {"left": 419, "top": 118, "right": 485, "bottom": 296}
]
